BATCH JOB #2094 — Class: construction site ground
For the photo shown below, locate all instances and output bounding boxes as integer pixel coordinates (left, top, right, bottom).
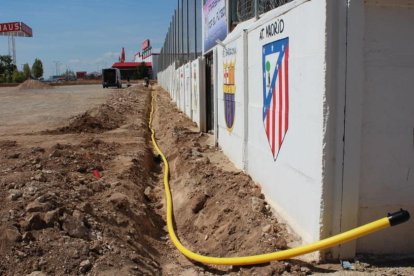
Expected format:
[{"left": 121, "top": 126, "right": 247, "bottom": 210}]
[{"left": 0, "top": 83, "right": 413, "bottom": 275}]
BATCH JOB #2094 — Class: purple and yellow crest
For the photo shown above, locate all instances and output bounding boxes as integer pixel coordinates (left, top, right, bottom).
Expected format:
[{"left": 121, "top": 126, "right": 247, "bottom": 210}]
[{"left": 223, "top": 58, "right": 236, "bottom": 132}]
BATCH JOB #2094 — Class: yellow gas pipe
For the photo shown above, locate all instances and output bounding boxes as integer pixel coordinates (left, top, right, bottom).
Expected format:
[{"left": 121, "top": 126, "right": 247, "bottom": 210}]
[{"left": 149, "top": 89, "right": 410, "bottom": 266}]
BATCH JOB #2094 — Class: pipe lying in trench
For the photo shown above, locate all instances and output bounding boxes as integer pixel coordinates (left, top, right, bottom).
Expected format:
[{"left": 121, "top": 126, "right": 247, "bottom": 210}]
[{"left": 148, "top": 89, "right": 410, "bottom": 266}]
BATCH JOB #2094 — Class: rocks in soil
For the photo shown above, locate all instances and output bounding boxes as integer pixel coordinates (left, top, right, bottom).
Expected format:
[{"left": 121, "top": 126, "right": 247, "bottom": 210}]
[
  {"left": 26, "top": 200, "right": 51, "bottom": 213},
  {"left": 108, "top": 192, "right": 130, "bottom": 210},
  {"left": 262, "top": 224, "right": 272, "bottom": 233},
  {"left": 43, "top": 209, "right": 60, "bottom": 225},
  {"left": 300, "top": 266, "right": 312, "bottom": 274},
  {"left": 21, "top": 213, "right": 47, "bottom": 231},
  {"left": 79, "top": 259, "right": 92, "bottom": 273},
  {"left": 8, "top": 189, "right": 22, "bottom": 201},
  {"left": 1, "top": 227, "right": 22, "bottom": 243},
  {"left": 144, "top": 186, "right": 152, "bottom": 200},
  {"left": 191, "top": 194, "right": 209, "bottom": 214},
  {"left": 22, "top": 231, "right": 35, "bottom": 242},
  {"left": 62, "top": 212, "right": 90, "bottom": 240},
  {"left": 26, "top": 271, "right": 47, "bottom": 276},
  {"left": 89, "top": 180, "right": 107, "bottom": 192},
  {"left": 0, "top": 140, "right": 17, "bottom": 147},
  {"left": 251, "top": 196, "right": 265, "bottom": 213},
  {"left": 33, "top": 173, "right": 46, "bottom": 182},
  {"left": 7, "top": 153, "right": 20, "bottom": 159}
]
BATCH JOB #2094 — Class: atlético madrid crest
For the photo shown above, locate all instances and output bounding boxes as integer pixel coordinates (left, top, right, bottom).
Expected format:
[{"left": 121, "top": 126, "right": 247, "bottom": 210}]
[{"left": 262, "top": 37, "right": 289, "bottom": 160}]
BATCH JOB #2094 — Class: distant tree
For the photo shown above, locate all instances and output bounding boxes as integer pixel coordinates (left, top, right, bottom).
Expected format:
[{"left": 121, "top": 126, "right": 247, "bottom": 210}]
[
  {"left": 137, "top": 62, "right": 149, "bottom": 79},
  {"left": 12, "top": 70, "right": 26, "bottom": 83},
  {"left": 23, "top": 63, "right": 31, "bottom": 79},
  {"left": 0, "top": 55, "right": 17, "bottom": 83},
  {"left": 32, "top": 58, "right": 44, "bottom": 79},
  {"left": 64, "top": 69, "right": 76, "bottom": 81}
]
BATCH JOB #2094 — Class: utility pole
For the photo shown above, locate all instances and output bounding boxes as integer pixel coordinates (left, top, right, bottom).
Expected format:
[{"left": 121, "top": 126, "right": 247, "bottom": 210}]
[
  {"left": 8, "top": 35, "right": 16, "bottom": 65},
  {"left": 53, "top": 60, "right": 61, "bottom": 76}
]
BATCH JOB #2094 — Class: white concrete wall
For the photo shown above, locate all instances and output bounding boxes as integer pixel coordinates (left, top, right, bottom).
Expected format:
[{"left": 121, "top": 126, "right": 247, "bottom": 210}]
[
  {"left": 191, "top": 59, "right": 202, "bottom": 126},
  {"left": 174, "top": 68, "right": 180, "bottom": 103},
  {"left": 245, "top": 0, "right": 327, "bottom": 244},
  {"left": 157, "top": 0, "right": 414, "bottom": 257},
  {"left": 356, "top": 0, "right": 414, "bottom": 254},
  {"left": 178, "top": 66, "right": 185, "bottom": 112},
  {"left": 158, "top": 59, "right": 206, "bottom": 131},
  {"left": 217, "top": 38, "right": 245, "bottom": 169},
  {"left": 159, "top": 0, "right": 329, "bottom": 248},
  {"left": 184, "top": 63, "right": 192, "bottom": 118}
]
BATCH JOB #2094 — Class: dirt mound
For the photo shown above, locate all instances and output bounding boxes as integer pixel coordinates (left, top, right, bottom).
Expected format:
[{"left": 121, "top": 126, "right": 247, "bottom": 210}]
[
  {"left": 0, "top": 140, "right": 17, "bottom": 148},
  {"left": 16, "top": 79, "right": 53, "bottom": 90},
  {"left": 0, "top": 138, "right": 162, "bottom": 275},
  {"left": 46, "top": 87, "right": 148, "bottom": 134},
  {"left": 0, "top": 87, "right": 164, "bottom": 275},
  {"left": 55, "top": 104, "right": 125, "bottom": 133}
]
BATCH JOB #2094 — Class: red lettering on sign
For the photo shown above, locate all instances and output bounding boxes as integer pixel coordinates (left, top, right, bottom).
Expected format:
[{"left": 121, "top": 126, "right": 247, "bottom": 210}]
[{"left": 0, "top": 22, "right": 21, "bottom": 33}]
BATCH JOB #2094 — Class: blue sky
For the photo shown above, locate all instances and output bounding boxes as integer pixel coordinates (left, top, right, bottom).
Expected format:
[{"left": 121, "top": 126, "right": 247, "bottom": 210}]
[{"left": 0, "top": 0, "right": 176, "bottom": 78}]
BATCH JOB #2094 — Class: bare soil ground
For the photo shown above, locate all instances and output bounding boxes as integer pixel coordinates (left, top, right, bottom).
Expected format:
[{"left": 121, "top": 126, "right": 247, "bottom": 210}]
[{"left": 0, "top": 84, "right": 413, "bottom": 275}]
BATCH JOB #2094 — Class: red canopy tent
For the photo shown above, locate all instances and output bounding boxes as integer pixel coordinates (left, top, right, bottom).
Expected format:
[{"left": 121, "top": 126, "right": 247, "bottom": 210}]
[
  {"left": 111, "top": 61, "right": 152, "bottom": 69},
  {"left": 111, "top": 47, "right": 153, "bottom": 79}
]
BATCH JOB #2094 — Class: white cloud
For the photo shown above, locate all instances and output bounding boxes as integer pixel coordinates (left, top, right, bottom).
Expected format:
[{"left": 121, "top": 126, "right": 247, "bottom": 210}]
[
  {"left": 62, "top": 51, "right": 122, "bottom": 74},
  {"left": 103, "top": 51, "right": 119, "bottom": 58},
  {"left": 68, "top": 59, "right": 82, "bottom": 64}
]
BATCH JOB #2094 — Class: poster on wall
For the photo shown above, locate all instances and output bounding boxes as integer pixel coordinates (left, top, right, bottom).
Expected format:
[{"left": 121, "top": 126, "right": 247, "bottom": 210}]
[
  {"left": 184, "top": 63, "right": 192, "bottom": 117},
  {"left": 203, "top": 0, "right": 228, "bottom": 53},
  {"left": 174, "top": 69, "right": 180, "bottom": 102},
  {"left": 262, "top": 37, "right": 289, "bottom": 160},
  {"left": 223, "top": 44, "right": 236, "bottom": 132},
  {"left": 191, "top": 60, "right": 199, "bottom": 118},
  {"left": 179, "top": 67, "right": 185, "bottom": 111}
]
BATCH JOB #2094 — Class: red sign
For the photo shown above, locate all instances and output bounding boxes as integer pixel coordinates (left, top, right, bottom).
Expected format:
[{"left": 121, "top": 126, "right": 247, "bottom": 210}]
[
  {"left": 141, "top": 39, "right": 150, "bottom": 50},
  {"left": 20, "top": 22, "right": 33, "bottom": 37},
  {"left": 76, "top": 72, "right": 87, "bottom": 79},
  {"left": 0, "top": 22, "right": 32, "bottom": 37},
  {"left": 0, "top": 22, "right": 20, "bottom": 33}
]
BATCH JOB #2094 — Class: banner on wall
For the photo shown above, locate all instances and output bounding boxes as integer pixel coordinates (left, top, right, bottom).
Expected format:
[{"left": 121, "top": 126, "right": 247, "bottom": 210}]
[
  {"left": 203, "top": 0, "right": 228, "bottom": 53},
  {"left": 174, "top": 69, "right": 180, "bottom": 102},
  {"left": 223, "top": 44, "right": 237, "bottom": 132},
  {"left": 191, "top": 60, "right": 199, "bottom": 118},
  {"left": 262, "top": 37, "right": 289, "bottom": 160},
  {"left": 184, "top": 63, "right": 192, "bottom": 117},
  {"left": 178, "top": 67, "right": 185, "bottom": 110}
]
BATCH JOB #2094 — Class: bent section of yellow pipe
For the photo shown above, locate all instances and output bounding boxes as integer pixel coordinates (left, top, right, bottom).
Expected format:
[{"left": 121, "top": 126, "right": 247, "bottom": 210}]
[{"left": 149, "top": 89, "right": 406, "bottom": 266}]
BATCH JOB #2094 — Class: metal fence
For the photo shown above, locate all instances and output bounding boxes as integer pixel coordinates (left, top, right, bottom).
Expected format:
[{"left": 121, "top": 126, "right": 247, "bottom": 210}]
[
  {"left": 158, "top": 0, "right": 292, "bottom": 72},
  {"left": 158, "top": 0, "right": 203, "bottom": 72},
  {"left": 237, "top": 0, "right": 293, "bottom": 22}
]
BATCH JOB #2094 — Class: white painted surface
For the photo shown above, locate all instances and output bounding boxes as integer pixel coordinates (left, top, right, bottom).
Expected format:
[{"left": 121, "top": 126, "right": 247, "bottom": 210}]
[
  {"left": 246, "top": 0, "right": 327, "bottom": 244},
  {"left": 328, "top": 0, "right": 365, "bottom": 259},
  {"left": 217, "top": 39, "right": 244, "bottom": 169},
  {"left": 184, "top": 63, "right": 192, "bottom": 118},
  {"left": 174, "top": 68, "right": 180, "bottom": 103},
  {"left": 178, "top": 66, "right": 185, "bottom": 112},
  {"left": 157, "top": 0, "right": 414, "bottom": 257},
  {"left": 191, "top": 59, "right": 201, "bottom": 126},
  {"left": 357, "top": 2, "right": 414, "bottom": 253},
  {"left": 158, "top": 58, "right": 206, "bottom": 132}
]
